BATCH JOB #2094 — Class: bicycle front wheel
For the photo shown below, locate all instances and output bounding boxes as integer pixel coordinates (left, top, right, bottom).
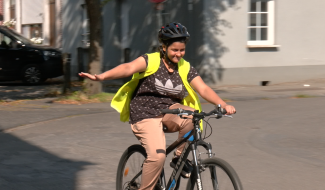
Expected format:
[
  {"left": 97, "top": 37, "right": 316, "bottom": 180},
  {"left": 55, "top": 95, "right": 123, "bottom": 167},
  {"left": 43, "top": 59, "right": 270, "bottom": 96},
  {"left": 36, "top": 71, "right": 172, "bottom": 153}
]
[
  {"left": 186, "top": 157, "right": 243, "bottom": 190},
  {"left": 116, "top": 144, "right": 146, "bottom": 190}
]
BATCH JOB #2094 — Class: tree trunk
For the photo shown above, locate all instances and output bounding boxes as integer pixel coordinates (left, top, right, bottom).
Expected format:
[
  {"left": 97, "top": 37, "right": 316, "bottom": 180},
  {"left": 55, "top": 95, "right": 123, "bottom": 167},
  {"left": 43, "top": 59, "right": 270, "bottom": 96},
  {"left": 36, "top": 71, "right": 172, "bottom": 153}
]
[{"left": 84, "top": 0, "right": 103, "bottom": 95}]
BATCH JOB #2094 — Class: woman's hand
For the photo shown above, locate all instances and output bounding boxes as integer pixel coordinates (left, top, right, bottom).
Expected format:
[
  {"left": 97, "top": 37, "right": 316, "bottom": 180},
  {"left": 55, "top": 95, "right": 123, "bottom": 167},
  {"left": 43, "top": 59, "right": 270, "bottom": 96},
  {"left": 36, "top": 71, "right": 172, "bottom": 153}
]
[
  {"left": 223, "top": 104, "right": 236, "bottom": 115},
  {"left": 78, "top": 72, "right": 104, "bottom": 81}
]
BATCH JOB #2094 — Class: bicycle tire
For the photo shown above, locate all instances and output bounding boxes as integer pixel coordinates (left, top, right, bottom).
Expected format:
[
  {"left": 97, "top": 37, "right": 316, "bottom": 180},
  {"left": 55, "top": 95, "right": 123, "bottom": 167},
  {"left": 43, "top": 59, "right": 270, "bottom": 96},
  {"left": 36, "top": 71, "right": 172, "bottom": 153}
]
[
  {"left": 186, "top": 157, "right": 243, "bottom": 190},
  {"left": 116, "top": 144, "right": 147, "bottom": 190}
]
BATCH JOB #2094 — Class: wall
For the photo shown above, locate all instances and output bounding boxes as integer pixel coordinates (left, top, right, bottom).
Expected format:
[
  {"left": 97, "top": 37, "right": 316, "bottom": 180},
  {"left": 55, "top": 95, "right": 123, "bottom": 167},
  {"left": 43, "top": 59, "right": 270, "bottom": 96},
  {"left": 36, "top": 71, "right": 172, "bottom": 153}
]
[
  {"left": 203, "top": 0, "right": 325, "bottom": 85},
  {"left": 125, "top": 0, "right": 157, "bottom": 61},
  {"left": 101, "top": 0, "right": 228, "bottom": 85},
  {"left": 61, "top": 0, "right": 84, "bottom": 76},
  {"left": 101, "top": 0, "right": 201, "bottom": 73},
  {"left": 102, "top": 0, "right": 159, "bottom": 84},
  {"left": 64, "top": 0, "right": 325, "bottom": 85},
  {"left": 102, "top": 0, "right": 120, "bottom": 73},
  {"left": 21, "top": 0, "right": 43, "bottom": 24}
]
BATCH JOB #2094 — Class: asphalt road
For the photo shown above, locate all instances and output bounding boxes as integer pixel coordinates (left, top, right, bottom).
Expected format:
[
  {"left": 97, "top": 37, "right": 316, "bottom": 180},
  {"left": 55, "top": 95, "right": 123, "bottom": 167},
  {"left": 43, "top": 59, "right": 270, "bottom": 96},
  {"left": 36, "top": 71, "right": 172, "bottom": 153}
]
[{"left": 1, "top": 98, "right": 325, "bottom": 190}]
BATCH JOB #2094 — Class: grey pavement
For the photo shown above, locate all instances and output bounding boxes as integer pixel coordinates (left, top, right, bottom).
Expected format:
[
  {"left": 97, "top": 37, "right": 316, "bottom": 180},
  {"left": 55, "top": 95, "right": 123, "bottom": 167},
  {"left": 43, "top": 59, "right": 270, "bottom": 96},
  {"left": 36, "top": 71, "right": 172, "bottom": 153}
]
[
  {"left": 1, "top": 78, "right": 325, "bottom": 189},
  {"left": 0, "top": 98, "right": 115, "bottom": 131},
  {"left": 1, "top": 77, "right": 325, "bottom": 132},
  {"left": 1, "top": 77, "right": 325, "bottom": 102},
  {"left": 1, "top": 99, "right": 325, "bottom": 189}
]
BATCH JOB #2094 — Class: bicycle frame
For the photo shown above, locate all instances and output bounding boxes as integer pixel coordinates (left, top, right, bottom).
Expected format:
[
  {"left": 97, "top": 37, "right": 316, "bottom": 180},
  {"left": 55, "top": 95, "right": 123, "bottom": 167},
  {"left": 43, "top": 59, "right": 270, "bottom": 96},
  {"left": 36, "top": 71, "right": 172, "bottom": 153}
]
[
  {"left": 163, "top": 115, "right": 216, "bottom": 190},
  {"left": 128, "top": 115, "right": 216, "bottom": 190}
]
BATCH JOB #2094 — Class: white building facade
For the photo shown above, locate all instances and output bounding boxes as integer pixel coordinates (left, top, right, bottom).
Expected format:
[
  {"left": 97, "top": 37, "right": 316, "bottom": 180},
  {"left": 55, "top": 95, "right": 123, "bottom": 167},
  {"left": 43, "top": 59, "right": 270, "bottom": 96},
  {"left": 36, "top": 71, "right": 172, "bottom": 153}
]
[
  {"left": 2, "top": 0, "right": 62, "bottom": 47},
  {"left": 3, "top": 0, "right": 325, "bottom": 86}
]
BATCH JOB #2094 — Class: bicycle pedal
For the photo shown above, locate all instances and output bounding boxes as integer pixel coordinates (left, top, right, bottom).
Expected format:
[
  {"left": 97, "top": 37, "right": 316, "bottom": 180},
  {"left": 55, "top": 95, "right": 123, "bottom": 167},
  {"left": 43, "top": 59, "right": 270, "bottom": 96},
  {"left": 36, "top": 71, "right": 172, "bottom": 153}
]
[
  {"left": 154, "top": 184, "right": 164, "bottom": 190},
  {"left": 170, "top": 157, "right": 193, "bottom": 178}
]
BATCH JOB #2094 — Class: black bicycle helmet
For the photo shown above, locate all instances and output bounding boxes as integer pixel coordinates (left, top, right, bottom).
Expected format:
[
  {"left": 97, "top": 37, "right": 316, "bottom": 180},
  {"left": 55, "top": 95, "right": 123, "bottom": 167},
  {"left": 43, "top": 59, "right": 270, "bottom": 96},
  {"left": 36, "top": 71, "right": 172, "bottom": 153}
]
[{"left": 158, "top": 22, "right": 190, "bottom": 44}]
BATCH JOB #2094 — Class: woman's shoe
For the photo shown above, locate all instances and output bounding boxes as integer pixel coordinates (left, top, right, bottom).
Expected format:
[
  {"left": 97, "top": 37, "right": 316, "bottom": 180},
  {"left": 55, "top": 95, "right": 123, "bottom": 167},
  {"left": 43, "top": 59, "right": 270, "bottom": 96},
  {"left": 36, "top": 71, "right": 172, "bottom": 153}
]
[{"left": 169, "top": 156, "right": 193, "bottom": 178}]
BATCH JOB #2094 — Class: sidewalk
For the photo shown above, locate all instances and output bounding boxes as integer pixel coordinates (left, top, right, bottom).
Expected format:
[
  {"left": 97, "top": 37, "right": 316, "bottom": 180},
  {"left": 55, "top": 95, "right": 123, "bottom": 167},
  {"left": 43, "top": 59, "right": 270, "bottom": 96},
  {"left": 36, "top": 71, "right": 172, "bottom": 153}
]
[
  {"left": 0, "top": 98, "right": 115, "bottom": 131},
  {"left": 1, "top": 78, "right": 325, "bottom": 131},
  {"left": 211, "top": 78, "right": 325, "bottom": 101}
]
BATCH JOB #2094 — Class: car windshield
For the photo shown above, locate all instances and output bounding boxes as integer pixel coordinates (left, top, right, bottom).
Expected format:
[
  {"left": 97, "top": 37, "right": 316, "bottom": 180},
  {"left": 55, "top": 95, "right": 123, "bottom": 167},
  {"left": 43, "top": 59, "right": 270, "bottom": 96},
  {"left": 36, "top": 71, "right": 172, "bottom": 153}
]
[{"left": 6, "top": 29, "right": 32, "bottom": 45}]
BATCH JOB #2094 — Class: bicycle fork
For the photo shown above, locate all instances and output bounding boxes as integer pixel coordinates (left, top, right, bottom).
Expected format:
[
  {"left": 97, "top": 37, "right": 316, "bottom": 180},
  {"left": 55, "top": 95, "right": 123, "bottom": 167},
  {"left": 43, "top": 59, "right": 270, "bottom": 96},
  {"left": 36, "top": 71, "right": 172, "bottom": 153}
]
[
  {"left": 191, "top": 143, "right": 204, "bottom": 190},
  {"left": 195, "top": 141, "right": 219, "bottom": 190}
]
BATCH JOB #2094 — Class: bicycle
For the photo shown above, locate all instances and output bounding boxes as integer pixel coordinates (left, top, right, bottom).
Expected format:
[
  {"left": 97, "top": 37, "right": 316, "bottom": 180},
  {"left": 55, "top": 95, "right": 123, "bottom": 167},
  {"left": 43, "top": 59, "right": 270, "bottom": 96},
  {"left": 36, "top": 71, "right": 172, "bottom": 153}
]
[{"left": 116, "top": 104, "right": 243, "bottom": 190}]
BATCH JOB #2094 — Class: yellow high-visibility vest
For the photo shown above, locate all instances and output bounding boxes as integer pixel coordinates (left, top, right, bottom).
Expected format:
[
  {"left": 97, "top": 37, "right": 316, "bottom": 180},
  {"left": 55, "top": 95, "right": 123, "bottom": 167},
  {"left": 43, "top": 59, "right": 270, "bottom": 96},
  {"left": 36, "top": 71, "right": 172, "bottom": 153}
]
[{"left": 111, "top": 52, "right": 202, "bottom": 128}]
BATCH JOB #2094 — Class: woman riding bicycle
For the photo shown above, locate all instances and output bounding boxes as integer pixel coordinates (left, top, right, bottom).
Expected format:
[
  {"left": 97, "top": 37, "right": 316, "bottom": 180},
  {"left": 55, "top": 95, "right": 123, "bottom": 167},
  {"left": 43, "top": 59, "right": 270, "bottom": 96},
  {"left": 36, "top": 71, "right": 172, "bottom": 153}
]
[{"left": 79, "top": 22, "right": 236, "bottom": 190}]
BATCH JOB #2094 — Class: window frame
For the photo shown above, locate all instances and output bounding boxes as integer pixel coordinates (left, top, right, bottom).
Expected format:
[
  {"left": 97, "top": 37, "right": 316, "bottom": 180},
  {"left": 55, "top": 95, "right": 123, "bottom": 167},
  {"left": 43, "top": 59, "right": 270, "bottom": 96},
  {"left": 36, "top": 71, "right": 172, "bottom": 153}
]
[{"left": 247, "top": 0, "right": 276, "bottom": 47}]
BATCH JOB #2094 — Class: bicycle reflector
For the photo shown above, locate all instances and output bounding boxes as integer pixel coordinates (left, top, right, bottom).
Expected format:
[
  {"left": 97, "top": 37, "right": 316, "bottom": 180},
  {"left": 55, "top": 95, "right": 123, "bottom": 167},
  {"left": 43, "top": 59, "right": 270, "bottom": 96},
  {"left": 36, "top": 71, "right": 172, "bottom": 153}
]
[{"left": 124, "top": 167, "right": 129, "bottom": 176}]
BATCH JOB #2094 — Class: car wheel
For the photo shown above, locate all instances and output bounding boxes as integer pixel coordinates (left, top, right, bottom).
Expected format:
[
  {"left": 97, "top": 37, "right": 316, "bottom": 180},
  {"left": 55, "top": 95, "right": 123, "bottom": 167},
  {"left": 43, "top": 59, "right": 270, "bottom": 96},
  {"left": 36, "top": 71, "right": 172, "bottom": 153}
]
[{"left": 21, "top": 65, "right": 46, "bottom": 84}]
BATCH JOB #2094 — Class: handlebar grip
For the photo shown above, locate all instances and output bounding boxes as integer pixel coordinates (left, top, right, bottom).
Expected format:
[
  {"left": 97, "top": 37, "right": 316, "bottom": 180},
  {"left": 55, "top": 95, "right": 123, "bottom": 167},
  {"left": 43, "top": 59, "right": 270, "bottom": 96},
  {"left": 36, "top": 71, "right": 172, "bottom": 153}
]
[
  {"left": 220, "top": 108, "right": 236, "bottom": 114},
  {"left": 160, "top": 109, "right": 180, "bottom": 114},
  {"left": 221, "top": 108, "right": 227, "bottom": 115}
]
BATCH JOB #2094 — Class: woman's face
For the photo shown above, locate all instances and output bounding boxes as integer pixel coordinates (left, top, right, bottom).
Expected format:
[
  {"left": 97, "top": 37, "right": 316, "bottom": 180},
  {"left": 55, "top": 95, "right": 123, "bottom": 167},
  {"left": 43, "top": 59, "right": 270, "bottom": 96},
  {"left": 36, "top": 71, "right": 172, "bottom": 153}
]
[{"left": 163, "top": 42, "right": 186, "bottom": 63}]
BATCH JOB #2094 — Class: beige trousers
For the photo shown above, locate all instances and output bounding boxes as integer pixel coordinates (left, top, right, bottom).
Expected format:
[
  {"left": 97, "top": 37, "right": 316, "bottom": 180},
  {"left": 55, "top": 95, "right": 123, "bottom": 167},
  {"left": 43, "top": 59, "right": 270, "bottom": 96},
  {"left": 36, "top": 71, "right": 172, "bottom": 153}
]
[{"left": 131, "top": 103, "right": 194, "bottom": 190}]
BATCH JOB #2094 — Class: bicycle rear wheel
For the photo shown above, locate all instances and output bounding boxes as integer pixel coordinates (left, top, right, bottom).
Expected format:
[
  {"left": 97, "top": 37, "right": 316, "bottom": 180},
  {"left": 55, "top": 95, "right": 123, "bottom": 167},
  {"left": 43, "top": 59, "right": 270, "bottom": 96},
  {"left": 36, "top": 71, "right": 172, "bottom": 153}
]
[
  {"left": 116, "top": 144, "right": 146, "bottom": 190},
  {"left": 186, "top": 157, "right": 243, "bottom": 190}
]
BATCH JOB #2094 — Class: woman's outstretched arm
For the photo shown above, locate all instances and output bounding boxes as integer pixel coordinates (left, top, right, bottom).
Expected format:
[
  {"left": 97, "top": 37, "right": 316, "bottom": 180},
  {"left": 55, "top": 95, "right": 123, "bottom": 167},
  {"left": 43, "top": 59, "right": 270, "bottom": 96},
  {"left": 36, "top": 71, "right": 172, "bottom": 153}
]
[{"left": 79, "top": 56, "right": 147, "bottom": 81}]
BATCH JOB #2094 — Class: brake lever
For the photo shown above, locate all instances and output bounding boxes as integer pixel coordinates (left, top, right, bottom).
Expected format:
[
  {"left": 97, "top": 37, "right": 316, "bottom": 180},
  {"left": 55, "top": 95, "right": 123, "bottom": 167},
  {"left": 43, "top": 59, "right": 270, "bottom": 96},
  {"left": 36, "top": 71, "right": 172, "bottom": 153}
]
[
  {"left": 178, "top": 113, "right": 190, "bottom": 119},
  {"left": 223, "top": 115, "right": 233, "bottom": 118},
  {"left": 214, "top": 113, "right": 233, "bottom": 119},
  {"left": 178, "top": 113, "right": 189, "bottom": 116}
]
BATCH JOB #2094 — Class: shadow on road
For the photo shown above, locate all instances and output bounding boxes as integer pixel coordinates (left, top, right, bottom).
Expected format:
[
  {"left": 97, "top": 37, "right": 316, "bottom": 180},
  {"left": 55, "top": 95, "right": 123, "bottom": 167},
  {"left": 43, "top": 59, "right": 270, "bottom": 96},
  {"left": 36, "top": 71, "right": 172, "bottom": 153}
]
[
  {"left": 0, "top": 79, "right": 64, "bottom": 101},
  {"left": 0, "top": 132, "right": 93, "bottom": 189},
  {"left": 0, "top": 80, "right": 63, "bottom": 87}
]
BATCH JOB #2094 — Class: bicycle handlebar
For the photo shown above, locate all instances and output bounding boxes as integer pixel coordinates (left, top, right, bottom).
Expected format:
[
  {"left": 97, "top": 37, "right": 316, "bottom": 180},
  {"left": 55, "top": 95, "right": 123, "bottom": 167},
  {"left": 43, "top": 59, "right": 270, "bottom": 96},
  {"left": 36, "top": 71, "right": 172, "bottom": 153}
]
[
  {"left": 160, "top": 105, "right": 231, "bottom": 119},
  {"left": 160, "top": 108, "right": 183, "bottom": 114}
]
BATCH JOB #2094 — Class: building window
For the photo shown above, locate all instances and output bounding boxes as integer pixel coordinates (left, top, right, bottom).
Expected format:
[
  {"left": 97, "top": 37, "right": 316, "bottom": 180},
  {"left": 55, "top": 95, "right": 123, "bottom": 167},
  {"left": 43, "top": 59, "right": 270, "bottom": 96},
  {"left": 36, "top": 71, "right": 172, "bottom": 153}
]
[
  {"left": 22, "top": 24, "right": 42, "bottom": 38},
  {"left": 247, "top": 0, "right": 275, "bottom": 46},
  {"left": 22, "top": 24, "right": 43, "bottom": 44},
  {"left": 30, "top": 24, "right": 42, "bottom": 38}
]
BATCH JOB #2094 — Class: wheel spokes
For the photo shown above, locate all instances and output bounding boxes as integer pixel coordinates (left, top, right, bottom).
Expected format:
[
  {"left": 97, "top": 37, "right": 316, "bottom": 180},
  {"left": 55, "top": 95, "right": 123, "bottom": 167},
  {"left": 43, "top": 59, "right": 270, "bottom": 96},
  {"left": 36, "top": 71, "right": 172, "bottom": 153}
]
[
  {"left": 25, "top": 67, "right": 41, "bottom": 83},
  {"left": 122, "top": 152, "right": 145, "bottom": 190}
]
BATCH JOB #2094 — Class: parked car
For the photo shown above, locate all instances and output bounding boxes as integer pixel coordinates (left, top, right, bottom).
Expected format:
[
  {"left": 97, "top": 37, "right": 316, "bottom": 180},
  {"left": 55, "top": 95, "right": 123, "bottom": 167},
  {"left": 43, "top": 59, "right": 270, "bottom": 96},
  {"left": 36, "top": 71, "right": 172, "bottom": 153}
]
[{"left": 0, "top": 26, "right": 63, "bottom": 84}]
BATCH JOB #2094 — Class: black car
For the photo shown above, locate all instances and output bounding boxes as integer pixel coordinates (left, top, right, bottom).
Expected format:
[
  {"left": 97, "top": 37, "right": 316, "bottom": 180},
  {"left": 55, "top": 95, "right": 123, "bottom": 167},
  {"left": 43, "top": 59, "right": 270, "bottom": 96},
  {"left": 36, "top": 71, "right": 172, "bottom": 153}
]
[{"left": 0, "top": 26, "right": 63, "bottom": 84}]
